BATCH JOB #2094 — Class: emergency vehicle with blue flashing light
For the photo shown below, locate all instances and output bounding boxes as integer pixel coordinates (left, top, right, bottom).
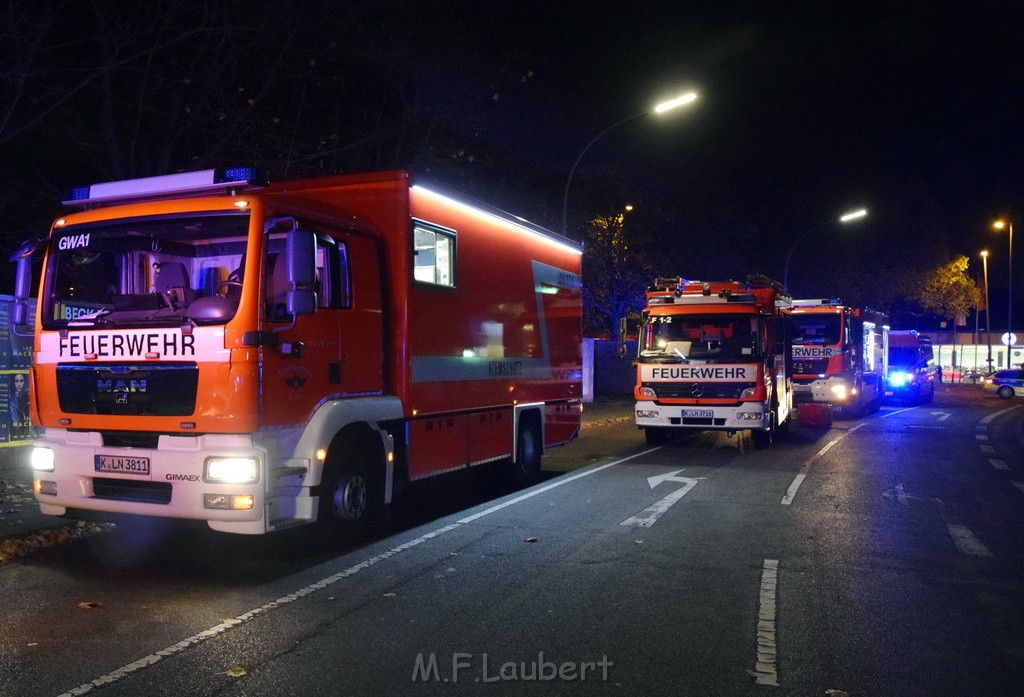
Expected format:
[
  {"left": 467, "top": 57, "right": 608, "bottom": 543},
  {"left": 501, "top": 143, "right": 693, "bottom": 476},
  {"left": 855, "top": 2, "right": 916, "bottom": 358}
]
[
  {"left": 620, "top": 276, "right": 793, "bottom": 447},
  {"left": 11, "top": 168, "right": 583, "bottom": 535},
  {"left": 884, "top": 330, "right": 938, "bottom": 404},
  {"left": 783, "top": 299, "right": 889, "bottom": 416}
]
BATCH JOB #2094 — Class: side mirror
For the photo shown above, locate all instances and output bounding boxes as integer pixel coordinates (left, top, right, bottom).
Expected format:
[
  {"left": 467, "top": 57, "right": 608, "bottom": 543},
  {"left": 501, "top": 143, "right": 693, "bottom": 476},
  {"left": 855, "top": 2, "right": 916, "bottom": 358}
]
[
  {"left": 285, "top": 229, "right": 316, "bottom": 317},
  {"left": 12, "top": 256, "right": 34, "bottom": 325}
]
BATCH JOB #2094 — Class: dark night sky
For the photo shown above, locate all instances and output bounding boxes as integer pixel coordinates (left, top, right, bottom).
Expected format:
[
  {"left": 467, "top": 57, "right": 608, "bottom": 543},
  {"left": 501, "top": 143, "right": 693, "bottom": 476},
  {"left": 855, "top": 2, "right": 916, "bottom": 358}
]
[
  {"left": 447, "top": 1, "right": 1024, "bottom": 307},
  {"left": 4, "top": 1, "right": 1024, "bottom": 319}
]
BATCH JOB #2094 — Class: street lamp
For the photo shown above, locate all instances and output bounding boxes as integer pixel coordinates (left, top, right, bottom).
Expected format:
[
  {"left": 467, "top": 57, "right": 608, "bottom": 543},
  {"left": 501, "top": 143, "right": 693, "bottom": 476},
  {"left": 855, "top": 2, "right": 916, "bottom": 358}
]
[
  {"left": 561, "top": 91, "right": 697, "bottom": 235},
  {"left": 993, "top": 219, "right": 1014, "bottom": 350},
  {"left": 782, "top": 208, "right": 868, "bottom": 290},
  {"left": 981, "top": 249, "right": 992, "bottom": 370}
]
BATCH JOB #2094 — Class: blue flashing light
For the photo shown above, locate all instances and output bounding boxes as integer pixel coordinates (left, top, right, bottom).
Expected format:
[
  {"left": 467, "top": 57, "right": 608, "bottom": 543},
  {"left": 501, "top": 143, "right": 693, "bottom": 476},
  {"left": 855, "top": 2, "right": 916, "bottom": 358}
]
[
  {"left": 888, "top": 371, "right": 910, "bottom": 387},
  {"left": 217, "top": 167, "right": 260, "bottom": 184},
  {"left": 68, "top": 186, "right": 91, "bottom": 201}
]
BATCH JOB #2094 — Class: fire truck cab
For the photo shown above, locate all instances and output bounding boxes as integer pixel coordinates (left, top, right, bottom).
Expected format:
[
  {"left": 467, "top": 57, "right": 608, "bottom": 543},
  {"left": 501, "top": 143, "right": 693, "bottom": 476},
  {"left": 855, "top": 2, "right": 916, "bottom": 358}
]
[
  {"left": 784, "top": 299, "right": 889, "bottom": 416},
  {"left": 623, "top": 276, "right": 793, "bottom": 448}
]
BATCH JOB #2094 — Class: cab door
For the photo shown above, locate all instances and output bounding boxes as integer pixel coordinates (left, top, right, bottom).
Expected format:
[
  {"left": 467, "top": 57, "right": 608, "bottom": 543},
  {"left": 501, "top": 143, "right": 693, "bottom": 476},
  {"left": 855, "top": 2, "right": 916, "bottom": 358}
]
[{"left": 260, "top": 227, "right": 384, "bottom": 428}]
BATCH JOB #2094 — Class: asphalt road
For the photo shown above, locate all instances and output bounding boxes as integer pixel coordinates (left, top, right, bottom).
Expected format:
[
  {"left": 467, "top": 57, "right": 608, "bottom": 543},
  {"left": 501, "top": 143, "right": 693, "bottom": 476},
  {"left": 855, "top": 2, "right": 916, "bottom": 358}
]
[{"left": 1, "top": 385, "right": 1023, "bottom": 696}]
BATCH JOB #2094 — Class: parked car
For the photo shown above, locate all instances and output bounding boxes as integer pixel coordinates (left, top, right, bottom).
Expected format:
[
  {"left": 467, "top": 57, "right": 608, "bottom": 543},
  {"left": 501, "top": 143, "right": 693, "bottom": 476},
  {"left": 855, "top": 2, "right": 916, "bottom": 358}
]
[{"left": 981, "top": 369, "right": 1024, "bottom": 398}]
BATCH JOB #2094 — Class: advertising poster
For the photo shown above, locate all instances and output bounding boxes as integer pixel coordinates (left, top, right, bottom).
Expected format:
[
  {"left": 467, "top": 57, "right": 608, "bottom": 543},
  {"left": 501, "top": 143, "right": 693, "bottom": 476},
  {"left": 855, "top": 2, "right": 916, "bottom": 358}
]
[{"left": 0, "top": 295, "right": 36, "bottom": 447}]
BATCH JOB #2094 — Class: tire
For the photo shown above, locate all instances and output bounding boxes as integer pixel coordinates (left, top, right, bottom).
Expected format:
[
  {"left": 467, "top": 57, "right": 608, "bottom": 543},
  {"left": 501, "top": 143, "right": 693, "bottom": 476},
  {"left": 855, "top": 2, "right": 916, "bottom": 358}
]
[
  {"left": 644, "top": 427, "right": 672, "bottom": 446},
  {"left": 317, "top": 434, "right": 388, "bottom": 534},
  {"left": 511, "top": 423, "right": 542, "bottom": 487},
  {"left": 752, "top": 409, "right": 776, "bottom": 449},
  {"left": 922, "top": 384, "right": 935, "bottom": 403},
  {"left": 998, "top": 385, "right": 1014, "bottom": 399}
]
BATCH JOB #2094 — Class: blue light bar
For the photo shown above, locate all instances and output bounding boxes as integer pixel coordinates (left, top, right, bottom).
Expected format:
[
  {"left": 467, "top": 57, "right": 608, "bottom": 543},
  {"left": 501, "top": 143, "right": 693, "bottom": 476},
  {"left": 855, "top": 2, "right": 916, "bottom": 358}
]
[{"left": 63, "top": 167, "right": 264, "bottom": 207}]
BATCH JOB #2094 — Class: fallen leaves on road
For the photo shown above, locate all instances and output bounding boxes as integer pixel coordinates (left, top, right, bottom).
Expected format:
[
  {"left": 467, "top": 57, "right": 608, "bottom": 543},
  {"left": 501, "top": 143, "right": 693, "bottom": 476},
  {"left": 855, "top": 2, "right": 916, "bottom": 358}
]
[
  {"left": 78, "top": 600, "right": 102, "bottom": 610},
  {"left": 525, "top": 537, "right": 539, "bottom": 543},
  {"left": 225, "top": 666, "right": 247, "bottom": 678},
  {"left": 0, "top": 520, "right": 115, "bottom": 565}
]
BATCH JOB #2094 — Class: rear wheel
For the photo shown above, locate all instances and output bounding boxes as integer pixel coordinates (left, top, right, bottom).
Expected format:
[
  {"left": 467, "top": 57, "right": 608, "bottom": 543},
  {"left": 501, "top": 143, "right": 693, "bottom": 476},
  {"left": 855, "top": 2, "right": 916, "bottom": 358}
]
[{"left": 511, "top": 423, "right": 542, "bottom": 487}]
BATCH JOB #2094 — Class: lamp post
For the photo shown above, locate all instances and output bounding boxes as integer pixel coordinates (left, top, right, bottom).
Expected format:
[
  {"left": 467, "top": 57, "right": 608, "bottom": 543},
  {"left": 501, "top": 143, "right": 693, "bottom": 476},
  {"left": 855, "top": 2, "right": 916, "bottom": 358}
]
[
  {"left": 561, "top": 91, "right": 697, "bottom": 235},
  {"left": 981, "top": 249, "right": 992, "bottom": 370},
  {"left": 782, "top": 208, "right": 867, "bottom": 290},
  {"left": 993, "top": 219, "right": 1014, "bottom": 354}
]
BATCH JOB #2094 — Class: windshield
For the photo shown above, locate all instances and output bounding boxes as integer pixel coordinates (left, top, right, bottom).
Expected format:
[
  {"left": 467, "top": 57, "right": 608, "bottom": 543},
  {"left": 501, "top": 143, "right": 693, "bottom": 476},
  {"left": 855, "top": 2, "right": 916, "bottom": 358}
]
[
  {"left": 888, "top": 346, "right": 922, "bottom": 367},
  {"left": 42, "top": 212, "right": 250, "bottom": 330},
  {"left": 639, "top": 313, "right": 762, "bottom": 363},
  {"left": 789, "top": 314, "right": 841, "bottom": 345}
]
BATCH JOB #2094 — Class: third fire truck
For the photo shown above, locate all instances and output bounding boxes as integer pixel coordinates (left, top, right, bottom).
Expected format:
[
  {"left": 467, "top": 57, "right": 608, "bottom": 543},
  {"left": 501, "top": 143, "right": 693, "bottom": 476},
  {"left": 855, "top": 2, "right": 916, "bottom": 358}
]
[
  {"left": 623, "top": 276, "right": 793, "bottom": 447},
  {"left": 784, "top": 299, "right": 889, "bottom": 416}
]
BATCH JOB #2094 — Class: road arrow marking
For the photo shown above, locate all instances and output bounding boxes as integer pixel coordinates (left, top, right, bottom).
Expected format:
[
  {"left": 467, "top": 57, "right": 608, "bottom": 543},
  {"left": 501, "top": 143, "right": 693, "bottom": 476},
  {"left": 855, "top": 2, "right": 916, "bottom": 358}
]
[
  {"left": 931, "top": 411, "right": 950, "bottom": 421},
  {"left": 620, "top": 469, "right": 702, "bottom": 527},
  {"left": 882, "top": 483, "right": 993, "bottom": 556}
]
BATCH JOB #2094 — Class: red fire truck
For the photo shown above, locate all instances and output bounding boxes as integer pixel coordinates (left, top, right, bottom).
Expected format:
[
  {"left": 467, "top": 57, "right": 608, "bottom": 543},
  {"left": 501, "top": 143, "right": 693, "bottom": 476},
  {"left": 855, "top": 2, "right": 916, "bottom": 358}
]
[
  {"left": 11, "top": 168, "right": 583, "bottom": 534},
  {"left": 621, "top": 276, "right": 793, "bottom": 447},
  {"left": 784, "top": 299, "right": 889, "bottom": 416}
]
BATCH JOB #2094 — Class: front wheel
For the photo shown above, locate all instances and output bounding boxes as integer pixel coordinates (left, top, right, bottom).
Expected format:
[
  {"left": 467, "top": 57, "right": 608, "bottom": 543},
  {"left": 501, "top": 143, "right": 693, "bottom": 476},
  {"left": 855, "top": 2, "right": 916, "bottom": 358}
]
[
  {"left": 644, "top": 427, "right": 672, "bottom": 446},
  {"left": 318, "top": 437, "right": 388, "bottom": 534},
  {"left": 998, "top": 385, "right": 1015, "bottom": 399},
  {"left": 752, "top": 410, "right": 777, "bottom": 449}
]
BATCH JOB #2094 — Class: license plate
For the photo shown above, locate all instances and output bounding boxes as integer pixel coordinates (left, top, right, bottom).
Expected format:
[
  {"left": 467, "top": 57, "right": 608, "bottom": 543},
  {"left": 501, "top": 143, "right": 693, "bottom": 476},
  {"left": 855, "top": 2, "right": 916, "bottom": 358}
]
[
  {"left": 95, "top": 455, "right": 150, "bottom": 475},
  {"left": 682, "top": 409, "right": 714, "bottom": 418}
]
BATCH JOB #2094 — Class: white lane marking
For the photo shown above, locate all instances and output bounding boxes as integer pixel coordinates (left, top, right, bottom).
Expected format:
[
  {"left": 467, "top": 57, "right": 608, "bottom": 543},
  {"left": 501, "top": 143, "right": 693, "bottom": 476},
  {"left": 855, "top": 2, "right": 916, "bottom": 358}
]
[
  {"left": 59, "top": 448, "right": 658, "bottom": 696},
  {"left": 781, "top": 423, "right": 866, "bottom": 505},
  {"left": 980, "top": 405, "right": 1021, "bottom": 425},
  {"left": 975, "top": 434, "right": 989, "bottom": 441},
  {"left": 979, "top": 445, "right": 996, "bottom": 454},
  {"left": 750, "top": 559, "right": 780, "bottom": 686},
  {"left": 990, "top": 459, "right": 1010, "bottom": 471},
  {"left": 931, "top": 411, "right": 950, "bottom": 421},
  {"left": 1012, "top": 481, "right": 1024, "bottom": 495},
  {"left": 620, "top": 470, "right": 702, "bottom": 527},
  {"left": 946, "top": 523, "right": 993, "bottom": 557}
]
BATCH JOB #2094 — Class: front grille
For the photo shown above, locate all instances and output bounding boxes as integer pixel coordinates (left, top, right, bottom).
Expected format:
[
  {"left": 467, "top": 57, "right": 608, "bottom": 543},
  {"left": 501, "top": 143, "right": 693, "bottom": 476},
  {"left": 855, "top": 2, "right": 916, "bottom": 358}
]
[
  {"left": 792, "top": 359, "right": 829, "bottom": 375},
  {"left": 646, "top": 382, "right": 755, "bottom": 399},
  {"left": 101, "top": 431, "right": 161, "bottom": 449},
  {"left": 57, "top": 362, "right": 198, "bottom": 416},
  {"left": 92, "top": 477, "right": 172, "bottom": 504}
]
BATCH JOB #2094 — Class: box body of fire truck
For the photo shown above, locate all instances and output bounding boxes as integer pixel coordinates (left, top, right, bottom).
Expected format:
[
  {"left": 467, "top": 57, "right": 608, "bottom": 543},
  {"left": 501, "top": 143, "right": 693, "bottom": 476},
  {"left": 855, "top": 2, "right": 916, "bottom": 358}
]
[
  {"left": 623, "top": 277, "right": 793, "bottom": 447},
  {"left": 784, "top": 299, "right": 889, "bottom": 415},
  {"left": 14, "top": 168, "right": 582, "bottom": 534}
]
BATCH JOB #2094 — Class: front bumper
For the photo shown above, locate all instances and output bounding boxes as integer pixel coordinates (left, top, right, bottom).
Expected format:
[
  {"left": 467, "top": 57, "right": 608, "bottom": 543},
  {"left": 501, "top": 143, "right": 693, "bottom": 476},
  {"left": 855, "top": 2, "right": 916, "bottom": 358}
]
[
  {"left": 30, "top": 429, "right": 280, "bottom": 535},
  {"left": 634, "top": 400, "right": 767, "bottom": 430}
]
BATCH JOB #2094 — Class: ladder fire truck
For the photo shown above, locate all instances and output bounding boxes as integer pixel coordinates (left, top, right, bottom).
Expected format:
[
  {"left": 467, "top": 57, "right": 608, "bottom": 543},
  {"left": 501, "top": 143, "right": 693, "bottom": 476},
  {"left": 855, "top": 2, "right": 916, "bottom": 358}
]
[
  {"left": 784, "top": 299, "right": 889, "bottom": 417},
  {"left": 621, "top": 276, "right": 793, "bottom": 447},
  {"left": 11, "top": 168, "right": 583, "bottom": 535}
]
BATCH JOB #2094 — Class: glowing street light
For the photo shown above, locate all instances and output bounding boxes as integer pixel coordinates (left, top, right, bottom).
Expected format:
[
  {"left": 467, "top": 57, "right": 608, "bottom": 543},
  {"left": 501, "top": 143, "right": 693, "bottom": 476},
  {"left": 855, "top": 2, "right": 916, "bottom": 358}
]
[
  {"left": 561, "top": 91, "right": 698, "bottom": 234},
  {"left": 993, "top": 219, "right": 1014, "bottom": 348},
  {"left": 783, "top": 208, "right": 869, "bottom": 291}
]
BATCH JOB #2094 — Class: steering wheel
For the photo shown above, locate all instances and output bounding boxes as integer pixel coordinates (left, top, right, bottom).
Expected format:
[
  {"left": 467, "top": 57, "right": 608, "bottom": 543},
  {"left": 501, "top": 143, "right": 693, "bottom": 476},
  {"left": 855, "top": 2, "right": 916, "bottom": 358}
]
[{"left": 214, "top": 280, "right": 243, "bottom": 297}]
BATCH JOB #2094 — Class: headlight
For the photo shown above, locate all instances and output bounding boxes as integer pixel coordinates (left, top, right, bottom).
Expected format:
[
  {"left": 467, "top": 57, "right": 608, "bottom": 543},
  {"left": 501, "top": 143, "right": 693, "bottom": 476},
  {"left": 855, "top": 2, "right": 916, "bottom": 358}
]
[
  {"left": 888, "top": 371, "right": 909, "bottom": 387},
  {"left": 740, "top": 387, "right": 757, "bottom": 398},
  {"left": 639, "top": 386, "right": 657, "bottom": 399},
  {"left": 31, "top": 447, "right": 55, "bottom": 472},
  {"left": 830, "top": 384, "right": 848, "bottom": 400},
  {"left": 204, "top": 457, "right": 259, "bottom": 484}
]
